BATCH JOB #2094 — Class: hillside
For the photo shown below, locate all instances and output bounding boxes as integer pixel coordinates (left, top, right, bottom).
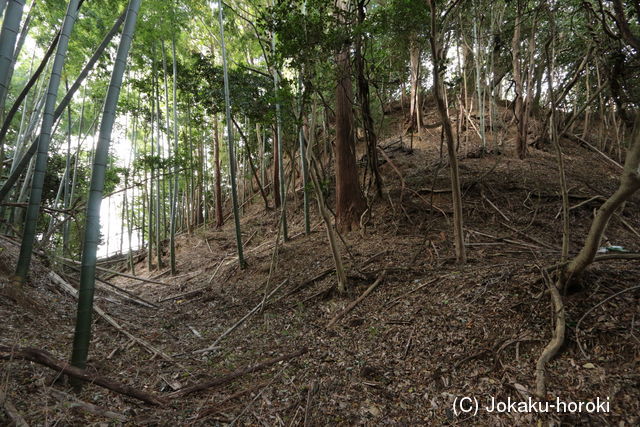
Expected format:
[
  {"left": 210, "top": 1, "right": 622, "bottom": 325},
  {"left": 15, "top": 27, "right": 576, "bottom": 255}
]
[{"left": 2, "top": 104, "right": 639, "bottom": 425}]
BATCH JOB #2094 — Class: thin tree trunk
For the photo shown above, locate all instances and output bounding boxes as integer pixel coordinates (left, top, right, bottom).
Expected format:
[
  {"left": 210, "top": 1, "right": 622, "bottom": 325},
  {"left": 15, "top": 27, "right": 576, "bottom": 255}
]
[
  {"left": 512, "top": 1, "right": 527, "bottom": 159},
  {"left": 408, "top": 33, "right": 421, "bottom": 133},
  {"left": 169, "top": 32, "right": 178, "bottom": 275},
  {"left": 213, "top": 114, "right": 223, "bottom": 228},
  {"left": 272, "top": 34, "right": 288, "bottom": 241},
  {"left": 216, "top": 0, "right": 244, "bottom": 267},
  {"left": 428, "top": 0, "right": 466, "bottom": 264},
  {"left": 14, "top": 0, "right": 81, "bottom": 283},
  {"left": 355, "top": 0, "right": 383, "bottom": 197},
  {"left": 272, "top": 125, "right": 280, "bottom": 208}
]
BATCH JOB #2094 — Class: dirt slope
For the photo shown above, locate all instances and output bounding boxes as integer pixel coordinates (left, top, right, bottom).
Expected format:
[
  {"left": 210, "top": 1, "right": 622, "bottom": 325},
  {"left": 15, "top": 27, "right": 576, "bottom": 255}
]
[{"left": 2, "top": 112, "right": 640, "bottom": 425}]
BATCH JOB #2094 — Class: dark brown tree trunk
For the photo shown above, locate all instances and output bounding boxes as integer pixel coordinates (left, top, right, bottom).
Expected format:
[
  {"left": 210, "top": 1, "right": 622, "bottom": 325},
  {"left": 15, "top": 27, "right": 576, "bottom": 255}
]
[
  {"left": 512, "top": 1, "right": 527, "bottom": 159},
  {"left": 334, "top": 14, "right": 366, "bottom": 232},
  {"left": 213, "top": 115, "right": 223, "bottom": 228}
]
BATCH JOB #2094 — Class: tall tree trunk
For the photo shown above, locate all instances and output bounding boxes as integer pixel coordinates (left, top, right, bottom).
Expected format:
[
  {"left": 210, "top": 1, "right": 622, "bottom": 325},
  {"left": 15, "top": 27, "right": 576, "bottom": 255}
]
[
  {"left": 70, "top": 0, "right": 141, "bottom": 376},
  {"left": 354, "top": 0, "right": 382, "bottom": 197},
  {"left": 334, "top": 0, "right": 365, "bottom": 232},
  {"left": 428, "top": 0, "right": 466, "bottom": 264},
  {"left": 272, "top": 33, "right": 288, "bottom": 241},
  {"left": 512, "top": 1, "right": 527, "bottom": 159},
  {"left": 217, "top": 0, "right": 244, "bottom": 267},
  {"left": 307, "top": 97, "right": 348, "bottom": 294},
  {"left": 298, "top": 76, "right": 310, "bottom": 234},
  {"left": 213, "top": 114, "right": 223, "bottom": 228},
  {"left": 14, "top": 0, "right": 80, "bottom": 283},
  {"left": 231, "top": 116, "right": 270, "bottom": 210},
  {"left": 168, "top": 33, "right": 179, "bottom": 275}
]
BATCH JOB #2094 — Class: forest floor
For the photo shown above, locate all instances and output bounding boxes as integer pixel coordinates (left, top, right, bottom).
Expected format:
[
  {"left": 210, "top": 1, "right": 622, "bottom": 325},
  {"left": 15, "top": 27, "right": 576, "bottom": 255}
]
[{"left": 1, "top": 108, "right": 640, "bottom": 426}]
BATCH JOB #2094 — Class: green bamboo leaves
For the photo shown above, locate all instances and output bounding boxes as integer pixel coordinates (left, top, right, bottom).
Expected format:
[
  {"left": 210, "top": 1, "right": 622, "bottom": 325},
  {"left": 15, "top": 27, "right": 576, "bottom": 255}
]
[{"left": 15, "top": 0, "right": 80, "bottom": 282}]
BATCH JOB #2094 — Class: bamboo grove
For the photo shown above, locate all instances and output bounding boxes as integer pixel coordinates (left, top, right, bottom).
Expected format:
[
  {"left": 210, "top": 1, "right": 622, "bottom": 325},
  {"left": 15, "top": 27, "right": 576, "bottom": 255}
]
[{"left": 0, "top": 0, "right": 639, "bottom": 396}]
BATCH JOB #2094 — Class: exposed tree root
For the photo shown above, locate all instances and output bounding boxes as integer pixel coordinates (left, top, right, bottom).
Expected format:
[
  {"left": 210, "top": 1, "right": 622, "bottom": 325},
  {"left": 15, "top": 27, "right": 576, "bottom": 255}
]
[{"left": 535, "top": 278, "right": 565, "bottom": 398}]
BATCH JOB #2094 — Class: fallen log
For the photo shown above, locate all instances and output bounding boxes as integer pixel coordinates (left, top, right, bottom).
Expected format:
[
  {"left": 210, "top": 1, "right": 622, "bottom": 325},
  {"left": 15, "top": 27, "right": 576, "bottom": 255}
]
[{"left": 0, "top": 346, "right": 165, "bottom": 406}]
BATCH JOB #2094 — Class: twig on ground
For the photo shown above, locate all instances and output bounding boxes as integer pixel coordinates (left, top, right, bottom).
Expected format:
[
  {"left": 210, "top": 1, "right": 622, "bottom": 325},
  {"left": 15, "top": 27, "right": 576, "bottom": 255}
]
[
  {"left": 499, "top": 221, "right": 556, "bottom": 250},
  {"left": 283, "top": 268, "right": 335, "bottom": 299},
  {"left": 195, "top": 279, "right": 289, "bottom": 354},
  {"left": 55, "top": 256, "right": 171, "bottom": 286},
  {"left": 327, "top": 271, "right": 386, "bottom": 328},
  {"left": 480, "top": 188, "right": 511, "bottom": 222},
  {"left": 617, "top": 215, "right": 640, "bottom": 240},
  {"left": 196, "top": 381, "right": 269, "bottom": 420},
  {"left": 554, "top": 195, "right": 605, "bottom": 219},
  {"left": 63, "top": 264, "right": 158, "bottom": 308},
  {"left": 384, "top": 276, "right": 442, "bottom": 309}
]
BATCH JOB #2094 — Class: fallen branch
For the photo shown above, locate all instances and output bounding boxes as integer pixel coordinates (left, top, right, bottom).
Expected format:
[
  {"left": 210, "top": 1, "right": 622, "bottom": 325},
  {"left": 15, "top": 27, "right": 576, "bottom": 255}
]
[
  {"left": 499, "top": 221, "right": 556, "bottom": 250},
  {"left": 554, "top": 195, "right": 605, "bottom": 219},
  {"left": 170, "top": 348, "right": 307, "bottom": 397},
  {"left": 0, "top": 346, "right": 164, "bottom": 406},
  {"left": 480, "top": 189, "right": 511, "bottom": 222},
  {"left": 195, "top": 279, "right": 289, "bottom": 354},
  {"left": 196, "top": 381, "right": 269, "bottom": 420},
  {"left": 564, "top": 133, "right": 624, "bottom": 170},
  {"left": 383, "top": 276, "right": 442, "bottom": 309},
  {"left": 327, "top": 271, "right": 386, "bottom": 328}
]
